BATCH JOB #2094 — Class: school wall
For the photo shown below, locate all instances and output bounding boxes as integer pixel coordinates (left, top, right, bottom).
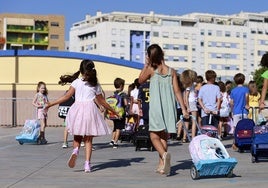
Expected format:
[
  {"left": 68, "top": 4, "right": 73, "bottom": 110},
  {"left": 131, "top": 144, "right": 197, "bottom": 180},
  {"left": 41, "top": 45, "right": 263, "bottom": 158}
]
[{"left": 0, "top": 50, "right": 143, "bottom": 126}]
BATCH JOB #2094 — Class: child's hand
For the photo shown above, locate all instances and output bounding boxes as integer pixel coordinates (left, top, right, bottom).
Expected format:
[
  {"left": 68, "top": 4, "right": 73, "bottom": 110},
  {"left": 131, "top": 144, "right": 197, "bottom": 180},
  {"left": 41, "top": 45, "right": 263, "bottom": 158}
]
[{"left": 43, "top": 102, "right": 50, "bottom": 110}]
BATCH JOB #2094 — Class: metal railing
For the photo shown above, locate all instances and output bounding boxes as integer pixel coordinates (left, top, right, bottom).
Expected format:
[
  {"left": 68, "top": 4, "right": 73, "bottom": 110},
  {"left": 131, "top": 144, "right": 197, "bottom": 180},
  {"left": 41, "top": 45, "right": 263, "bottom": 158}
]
[{"left": 0, "top": 97, "right": 63, "bottom": 127}]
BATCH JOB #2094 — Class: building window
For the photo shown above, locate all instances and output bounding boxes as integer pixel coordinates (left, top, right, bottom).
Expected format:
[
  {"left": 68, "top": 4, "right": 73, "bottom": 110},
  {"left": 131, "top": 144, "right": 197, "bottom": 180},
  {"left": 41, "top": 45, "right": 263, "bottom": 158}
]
[
  {"left": 50, "top": 22, "right": 59, "bottom": 27},
  {"left": 153, "top": 32, "right": 159, "bottom": 37},
  {"left": 111, "top": 41, "right": 116, "bottom": 47},
  {"left": 173, "top": 56, "right": 179, "bottom": 62},
  {"left": 162, "top": 32, "right": 169, "bottom": 38},
  {"left": 120, "top": 29, "right": 125, "bottom": 36},
  {"left": 120, "top": 53, "right": 125, "bottom": 59},
  {"left": 163, "top": 44, "right": 169, "bottom": 49},
  {"left": 200, "top": 29, "right": 205, "bottom": 35},
  {"left": 208, "top": 30, "right": 212, "bottom": 36},
  {"left": 120, "top": 41, "right": 125, "bottom": 47},
  {"left": 216, "top": 30, "right": 222, "bottom": 37},
  {"left": 173, "top": 32, "right": 179, "bottom": 39},
  {"left": 50, "top": 35, "right": 59, "bottom": 39},
  {"left": 50, "top": 47, "right": 59, "bottom": 50},
  {"left": 112, "top": 28, "right": 116, "bottom": 35},
  {"left": 200, "top": 41, "right": 204, "bottom": 46},
  {"left": 173, "top": 45, "right": 179, "bottom": 50},
  {"left": 135, "top": 55, "right": 140, "bottom": 60},
  {"left": 225, "top": 31, "right": 231, "bottom": 37},
  {"left": 136, "top": 43, "right": 141, "bottom": 48}
]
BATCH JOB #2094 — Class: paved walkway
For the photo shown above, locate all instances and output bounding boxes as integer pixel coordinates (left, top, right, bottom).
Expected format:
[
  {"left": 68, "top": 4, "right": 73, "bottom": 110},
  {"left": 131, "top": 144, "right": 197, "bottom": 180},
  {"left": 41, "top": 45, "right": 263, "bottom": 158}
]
[{"left": 1, "top": 126, "right": 268, "bottom": 188}]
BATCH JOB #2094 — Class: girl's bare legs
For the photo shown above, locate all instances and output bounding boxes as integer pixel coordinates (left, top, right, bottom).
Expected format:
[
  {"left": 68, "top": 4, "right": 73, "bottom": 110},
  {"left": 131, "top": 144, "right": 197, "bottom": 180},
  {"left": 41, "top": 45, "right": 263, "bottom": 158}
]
[
  {"left": 150, "top": 131, "right": 170, "bottom": 174},
  {"left": 191, "top": 111, "right": 197, "bottom": 138},
  {"left": 39, "top": 119, "right": 47, "bottom": 144},
  {"left": 84, "top": 136, "right": 93, "bottom": 161},
  {"left": 218, "top": 118, "right": 223, "bottom": 140},
  {"left": 182, "top": 122, "right": 189, "bottom": 142},
  {"left": 68, "top": 135, "right": 83, "bottom": 168},
  {"left": 83, "top": 135, "right": 93, "bottom": 172}
]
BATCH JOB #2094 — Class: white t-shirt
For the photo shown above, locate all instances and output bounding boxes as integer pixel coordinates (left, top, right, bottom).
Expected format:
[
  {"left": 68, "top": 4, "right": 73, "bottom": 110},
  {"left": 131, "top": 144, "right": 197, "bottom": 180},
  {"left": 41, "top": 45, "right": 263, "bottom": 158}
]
[
  {"left": 130, "top": 88, "right": 139, "bottom": 101},
  {"left": 71, "top": 78, "right": 102, "bottom": 102}
]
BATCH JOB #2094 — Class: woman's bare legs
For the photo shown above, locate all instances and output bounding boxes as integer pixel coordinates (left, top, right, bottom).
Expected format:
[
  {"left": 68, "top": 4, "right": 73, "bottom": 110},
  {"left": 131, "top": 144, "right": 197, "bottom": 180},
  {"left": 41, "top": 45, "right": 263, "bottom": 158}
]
[{"left": 150, "top": 131, "right": 170, "bottom": 174}]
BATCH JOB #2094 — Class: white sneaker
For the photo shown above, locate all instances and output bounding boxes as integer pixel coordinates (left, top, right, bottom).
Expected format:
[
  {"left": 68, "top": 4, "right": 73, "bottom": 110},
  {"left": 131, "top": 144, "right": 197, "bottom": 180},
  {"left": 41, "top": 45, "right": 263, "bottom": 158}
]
[
  {"left": 80, "top": 141, "right": 85, "bottom": 147},
  {"left": 62, "top": 142, "right": 68, "bottom": 148}
]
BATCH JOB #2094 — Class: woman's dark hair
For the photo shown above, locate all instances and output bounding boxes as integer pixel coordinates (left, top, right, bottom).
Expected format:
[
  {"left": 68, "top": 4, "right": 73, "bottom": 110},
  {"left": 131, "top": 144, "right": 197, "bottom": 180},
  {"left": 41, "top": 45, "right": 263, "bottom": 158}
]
[
  {"left": 134, "top": 78, "right": 140, "bottom": 88},
  {"left": 260, "top": 53, "right": 268, "bottom": 68},
  {"left": 147, "top": 44, "right": 164, "bottom": 69},
  {"left": 58, "top": 59, "right": 98, "bottom": 86}
]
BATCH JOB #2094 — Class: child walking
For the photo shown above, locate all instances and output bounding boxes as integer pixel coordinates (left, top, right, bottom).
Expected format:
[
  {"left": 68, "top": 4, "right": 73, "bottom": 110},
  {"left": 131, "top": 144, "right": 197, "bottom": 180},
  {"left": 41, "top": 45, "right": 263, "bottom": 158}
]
[
  {"left": 180, "top": 69, "right": 198, "bottom": 141},
  {"left": 218, "top": 81, "right": 231, "bottom": 140},
  {"left": 230, "top": 73, "right": 249, "bottom": 151},
  {"left": 32, "top": 81, "right": 49, "bottom": 144},
  {"left": 198, "top": 70, "right": 221, "bottom": 128},
  {"left": 138, "top": 44, "right": 188, "bottom": 176},
  {"left": 45, "top": 59, "right": 119, "bottom": 173},
  {"left": 247, "top": 80, "right": 260, "bottom": 123},
  {"left": 109, "top": 77, "right": 128, "bottom": 149}
]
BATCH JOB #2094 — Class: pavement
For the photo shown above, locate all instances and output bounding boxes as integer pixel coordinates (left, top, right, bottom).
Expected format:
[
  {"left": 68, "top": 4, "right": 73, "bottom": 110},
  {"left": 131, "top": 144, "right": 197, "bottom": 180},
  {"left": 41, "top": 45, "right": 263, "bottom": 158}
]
[{"left": 1, "top": 126, "right": 268, "bottom": 188}]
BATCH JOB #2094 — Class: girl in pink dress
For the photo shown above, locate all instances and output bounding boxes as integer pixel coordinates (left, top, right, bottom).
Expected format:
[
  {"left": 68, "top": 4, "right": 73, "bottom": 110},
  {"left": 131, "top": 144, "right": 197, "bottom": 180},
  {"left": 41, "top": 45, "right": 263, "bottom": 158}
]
[{"left": 45, "top": 59, "right": 119, "bottom": 173}]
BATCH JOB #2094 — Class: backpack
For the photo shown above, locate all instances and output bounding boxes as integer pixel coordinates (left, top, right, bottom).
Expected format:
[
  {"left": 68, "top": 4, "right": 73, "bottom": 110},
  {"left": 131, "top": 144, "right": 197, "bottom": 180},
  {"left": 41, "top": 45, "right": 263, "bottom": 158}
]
[
  {"left": 58, "top": 93, "right": 75, "bottom": 119},
  {"left": 105, "top": 91, "right": 125, "bottom": 119},
  {"left": 220, "top": 92, "right": 231, "bottom": 117}
]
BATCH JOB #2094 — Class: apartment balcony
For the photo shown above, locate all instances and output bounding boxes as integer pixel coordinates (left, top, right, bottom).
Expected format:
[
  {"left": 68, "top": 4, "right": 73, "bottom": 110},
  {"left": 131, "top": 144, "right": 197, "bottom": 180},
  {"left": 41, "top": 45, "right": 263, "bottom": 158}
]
[
  {"left": 7, "top": 25, "right": 49, "bottom": 34},
  {"left": 6, "top": 37, "right": 49, "bottom": 45}
]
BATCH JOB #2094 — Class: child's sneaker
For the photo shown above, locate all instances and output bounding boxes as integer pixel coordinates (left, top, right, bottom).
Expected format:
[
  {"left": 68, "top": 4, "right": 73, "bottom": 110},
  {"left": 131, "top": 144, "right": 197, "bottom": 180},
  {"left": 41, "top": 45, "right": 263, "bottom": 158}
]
[
  {"left": 109, "top": 140, "right": 114, "bottom": 146},
  {"left": 84, "top": 161, "right": 91, "bottom": 173},
  {"left": 62, "top": 142, "right": 68, "bottom": 148},
  {"left": 40, "top": 138, "right": 48, "bottom": 145},
  {"left": 68, "top": 147, "right": 79, "bottom": 168},
  {"left": 80, "top": 141, "right": 85, "bottom": 147},
  {"left": 113, "top": 143, "right": 118, "bottom": 149}
]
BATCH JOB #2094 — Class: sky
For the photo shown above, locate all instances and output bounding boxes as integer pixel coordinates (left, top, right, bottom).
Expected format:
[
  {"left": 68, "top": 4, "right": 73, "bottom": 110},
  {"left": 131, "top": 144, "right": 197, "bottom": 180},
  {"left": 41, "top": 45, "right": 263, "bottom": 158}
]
[{"left": 2, "top": 0, "right": 268, "bottom": 40}]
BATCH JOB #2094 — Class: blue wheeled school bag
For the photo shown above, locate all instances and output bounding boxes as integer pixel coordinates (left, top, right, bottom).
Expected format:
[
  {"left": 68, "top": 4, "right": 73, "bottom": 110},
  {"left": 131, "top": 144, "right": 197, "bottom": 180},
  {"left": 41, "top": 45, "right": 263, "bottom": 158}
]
[
  {"left": 16, "top": 119, "right": 41, "bottom": 145},
  {"left": 234, "top": 118, "right": 255, "bottom": 152}
]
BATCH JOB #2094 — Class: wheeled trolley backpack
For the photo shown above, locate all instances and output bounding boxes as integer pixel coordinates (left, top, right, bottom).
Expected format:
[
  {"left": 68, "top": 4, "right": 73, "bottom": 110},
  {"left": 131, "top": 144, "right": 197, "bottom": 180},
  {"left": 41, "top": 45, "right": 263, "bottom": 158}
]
[
  {"left": 189, "top": 134, "right": 237, "bottom": 180},
  {"left": 16, "top": 119, "right": 40, "bottom": 145}
]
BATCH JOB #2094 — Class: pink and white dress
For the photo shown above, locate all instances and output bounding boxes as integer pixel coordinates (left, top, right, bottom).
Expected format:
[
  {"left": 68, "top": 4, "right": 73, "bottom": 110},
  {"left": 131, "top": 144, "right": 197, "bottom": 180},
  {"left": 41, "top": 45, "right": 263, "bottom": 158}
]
[{"left": 66, "top": 78, "right": 111, "bottom": 136}]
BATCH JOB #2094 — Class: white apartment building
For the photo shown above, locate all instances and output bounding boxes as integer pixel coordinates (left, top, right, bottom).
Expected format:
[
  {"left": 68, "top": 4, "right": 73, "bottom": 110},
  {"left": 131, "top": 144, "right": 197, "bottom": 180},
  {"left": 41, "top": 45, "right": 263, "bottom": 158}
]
[{"left": 69, "top": 11, "right": 268, "bottom": 81}]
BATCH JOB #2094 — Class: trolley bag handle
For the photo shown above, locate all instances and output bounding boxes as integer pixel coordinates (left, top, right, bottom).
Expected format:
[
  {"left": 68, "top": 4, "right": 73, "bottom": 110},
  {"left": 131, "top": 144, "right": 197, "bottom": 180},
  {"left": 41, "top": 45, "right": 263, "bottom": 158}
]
[
  {"left": 253, "top": 106, "right": 268, "bottom": 125},
  {"left": 179, "top": 114, "right": 203, "bottom": 136}
]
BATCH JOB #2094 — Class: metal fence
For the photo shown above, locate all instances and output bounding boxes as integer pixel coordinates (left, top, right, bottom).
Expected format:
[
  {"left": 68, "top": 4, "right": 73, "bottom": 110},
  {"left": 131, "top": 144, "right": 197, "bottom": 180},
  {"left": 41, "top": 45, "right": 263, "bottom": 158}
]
[{"left": 0, "top": 97, "right": 63, "bottom": 126}]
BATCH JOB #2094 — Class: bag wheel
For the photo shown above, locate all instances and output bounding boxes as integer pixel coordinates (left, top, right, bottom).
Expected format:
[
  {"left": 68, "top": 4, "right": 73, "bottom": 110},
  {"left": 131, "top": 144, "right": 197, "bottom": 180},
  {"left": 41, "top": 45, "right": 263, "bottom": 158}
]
[{"left": 190, "top": 165, "right": 200, "bottom": 180}]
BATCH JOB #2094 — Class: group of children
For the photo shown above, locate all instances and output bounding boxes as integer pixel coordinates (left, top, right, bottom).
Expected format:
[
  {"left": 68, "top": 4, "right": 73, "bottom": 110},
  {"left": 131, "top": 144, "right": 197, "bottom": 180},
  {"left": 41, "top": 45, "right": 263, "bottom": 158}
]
[
  {"left": 30, "top": 49, "right": 268, "bottom": 175},
  {"left": 176, "top": 68, "right": 263, "bottom": 152}
]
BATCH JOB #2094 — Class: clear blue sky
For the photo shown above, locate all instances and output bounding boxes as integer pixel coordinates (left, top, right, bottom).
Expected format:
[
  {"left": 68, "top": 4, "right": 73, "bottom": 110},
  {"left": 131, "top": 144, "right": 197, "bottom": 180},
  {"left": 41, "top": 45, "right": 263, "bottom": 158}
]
[{"left": 2, "top": 0, "right": 268, "bottom": 40}]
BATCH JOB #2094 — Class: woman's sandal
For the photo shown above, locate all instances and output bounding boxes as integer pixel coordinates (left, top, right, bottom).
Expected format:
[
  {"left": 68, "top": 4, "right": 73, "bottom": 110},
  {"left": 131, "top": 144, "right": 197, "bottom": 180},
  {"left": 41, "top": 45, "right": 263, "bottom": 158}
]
[
  {"left": 162, "top": 152, "right": 171, "bottom": 175},
  {"left": 155, "top": 165, "right": 164, "bottom": 174}
]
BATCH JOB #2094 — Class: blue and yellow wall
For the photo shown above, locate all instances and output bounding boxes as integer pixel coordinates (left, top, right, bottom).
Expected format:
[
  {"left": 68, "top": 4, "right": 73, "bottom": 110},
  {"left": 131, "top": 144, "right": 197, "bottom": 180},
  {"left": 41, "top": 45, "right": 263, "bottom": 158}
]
[{"left": 0, "top": 50, "right": 143, "bottom": 126}]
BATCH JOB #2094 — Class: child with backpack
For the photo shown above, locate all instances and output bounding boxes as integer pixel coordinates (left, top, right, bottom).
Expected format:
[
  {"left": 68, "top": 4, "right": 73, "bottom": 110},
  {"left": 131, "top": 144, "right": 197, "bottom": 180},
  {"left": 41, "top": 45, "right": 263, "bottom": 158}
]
[
  {"left": 218, "top": 81, "right": 231, "bottom": 140},
  {"left": 107, "top": 77, "right": 128, "bottom": 148}
]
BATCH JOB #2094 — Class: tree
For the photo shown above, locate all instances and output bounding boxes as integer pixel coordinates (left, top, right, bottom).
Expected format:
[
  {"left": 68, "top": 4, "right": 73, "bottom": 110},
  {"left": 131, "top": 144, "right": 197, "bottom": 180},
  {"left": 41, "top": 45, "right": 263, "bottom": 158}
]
[{"left": 253, "top": 67, "right": 268, "bottom": 99}]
